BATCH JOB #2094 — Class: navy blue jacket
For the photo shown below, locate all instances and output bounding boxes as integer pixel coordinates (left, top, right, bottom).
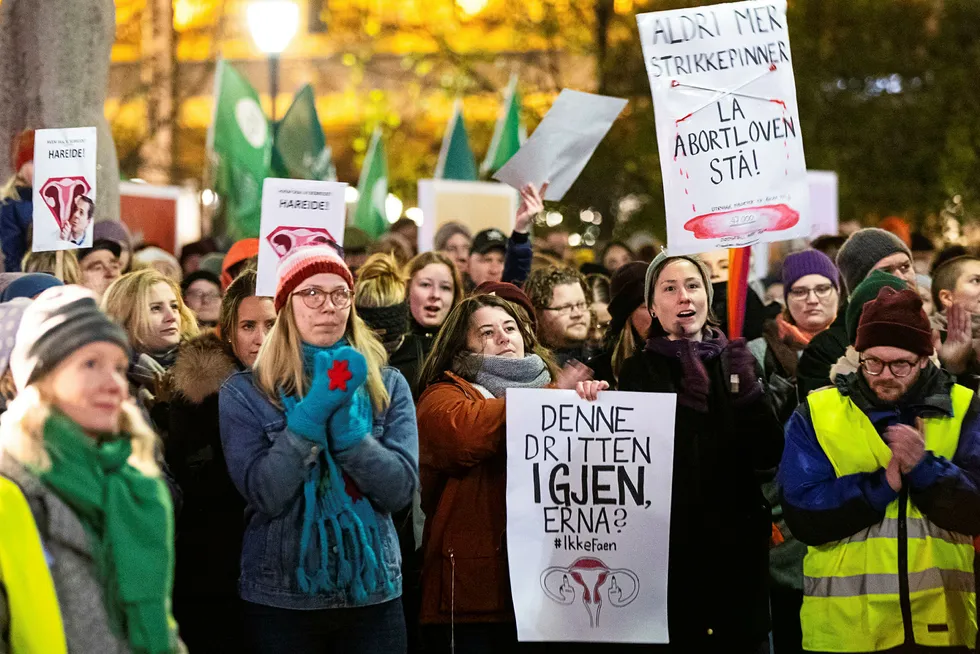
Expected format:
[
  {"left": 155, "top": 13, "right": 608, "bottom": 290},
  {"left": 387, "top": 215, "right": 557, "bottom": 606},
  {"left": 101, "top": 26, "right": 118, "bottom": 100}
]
[
  {"left": 0, "top": 186, "right": 31, "bottom": 272},
  {"left": 218, "top": 366, "right": 419, "bottom": 610},
  {"left": 780, "top": 368, "right": 980, "bottom": 547},
  {"left": 502, "top": 231, "right": 532, "bottom": 287}
]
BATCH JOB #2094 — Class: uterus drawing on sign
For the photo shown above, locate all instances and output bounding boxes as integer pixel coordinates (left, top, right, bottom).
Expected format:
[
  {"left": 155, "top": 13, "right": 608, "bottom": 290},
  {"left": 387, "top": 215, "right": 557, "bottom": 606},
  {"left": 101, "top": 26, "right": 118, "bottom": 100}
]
[
  {"left": 267, "top": 225, "right": 338, "bottom": 260},
  {"left": 540, "top": 557, "right": 640, "bottom": 628}
]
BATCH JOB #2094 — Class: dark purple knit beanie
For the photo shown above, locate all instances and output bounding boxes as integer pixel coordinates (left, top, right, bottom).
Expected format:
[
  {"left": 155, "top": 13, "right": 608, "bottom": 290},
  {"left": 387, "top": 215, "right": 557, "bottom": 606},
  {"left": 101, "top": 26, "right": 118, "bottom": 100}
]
[{"left": 782, "top": 249, "right": 839, "bottom": 302}]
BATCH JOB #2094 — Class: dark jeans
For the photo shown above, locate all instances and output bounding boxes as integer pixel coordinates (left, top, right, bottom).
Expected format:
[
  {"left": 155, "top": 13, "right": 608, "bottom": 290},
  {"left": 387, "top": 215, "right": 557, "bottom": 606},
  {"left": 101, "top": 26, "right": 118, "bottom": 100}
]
[{"left": 244, "top": 598, "right": 407, "bottom": 654}]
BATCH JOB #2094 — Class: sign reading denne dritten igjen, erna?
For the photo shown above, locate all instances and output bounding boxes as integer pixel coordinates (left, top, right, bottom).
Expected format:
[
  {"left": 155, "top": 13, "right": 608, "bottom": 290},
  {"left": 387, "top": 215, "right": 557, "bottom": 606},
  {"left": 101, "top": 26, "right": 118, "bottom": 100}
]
[
  {"left": 506, "top": 389, "right": 676, "bottom": 643},
  {"left": 256, "top": 178, "right": 348, "bottom": 297},
  {"left": 32, "top": 126, "right": 98, "bottom": 252},
  {"left": 637, "top": 0, "right": 809, "bottom": 254}
]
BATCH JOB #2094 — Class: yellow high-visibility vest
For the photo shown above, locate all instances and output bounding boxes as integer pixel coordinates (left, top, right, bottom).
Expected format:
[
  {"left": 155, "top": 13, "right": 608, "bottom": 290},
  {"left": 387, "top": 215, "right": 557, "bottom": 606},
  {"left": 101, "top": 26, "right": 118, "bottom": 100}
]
[
  {"left": 0, "top": 475, "right": 67, "bottom": 654},
  {"left": 802, "top": 385, "right": 977, "bottom": 653}
]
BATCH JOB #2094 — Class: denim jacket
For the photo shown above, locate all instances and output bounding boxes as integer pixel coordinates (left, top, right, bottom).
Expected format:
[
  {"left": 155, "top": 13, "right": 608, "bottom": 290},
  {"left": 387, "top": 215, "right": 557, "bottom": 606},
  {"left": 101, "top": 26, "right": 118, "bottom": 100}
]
[{"left": 218, "top": 366, "right": 419, "bottom": 610}]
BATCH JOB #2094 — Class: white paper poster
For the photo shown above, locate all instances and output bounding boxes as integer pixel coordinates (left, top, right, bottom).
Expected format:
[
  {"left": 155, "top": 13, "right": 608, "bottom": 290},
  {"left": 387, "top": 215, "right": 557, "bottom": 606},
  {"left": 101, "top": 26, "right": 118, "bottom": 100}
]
[
  {"left": 506, "top": 389, "right": 676, "bottom": 643},
  {"left": 417, "top": 179, "right": 518, "bottom": 252},
  {"left": 807, "top": 170, "right": 839, "bottom": 239},
  {"left": 256, "top": 178, "right": 348, "bottom": 297},
  {"left": 637, "top": 0, "right": 809, "bottom": 254},
  {"left": 494, "top": 90, "right": 628, "bottom": 202},
  {"left": 32, "top": 127, "right": 98, "bottom": 252}
]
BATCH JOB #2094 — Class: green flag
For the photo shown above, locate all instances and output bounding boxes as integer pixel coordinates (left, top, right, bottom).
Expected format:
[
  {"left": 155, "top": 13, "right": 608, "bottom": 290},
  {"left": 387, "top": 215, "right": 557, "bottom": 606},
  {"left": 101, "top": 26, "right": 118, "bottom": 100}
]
[
  {"left": 208, "top": 59, "right": 272, "bottom": 238},
  {"left": 272, "top": 84, "right": 337, "bottom": 181},
  {"left": 353, "top": 128, "right": 389, "bottom": 238},
  {"left": 480, "top": 74, "right": 526, "bottom": 177},
  {"left": 435, "top": 98, "right": 478, "bottom": 181}
]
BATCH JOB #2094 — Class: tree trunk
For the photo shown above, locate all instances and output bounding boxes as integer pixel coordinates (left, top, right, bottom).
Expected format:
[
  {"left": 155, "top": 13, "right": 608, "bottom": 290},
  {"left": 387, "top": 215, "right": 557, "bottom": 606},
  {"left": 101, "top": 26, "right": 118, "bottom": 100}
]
[
  {"left": 0, "top": 0, "right": 121, "bottom": 222},
  {"left": 138, "top": 0, "right": 177, "bottom": 185}
]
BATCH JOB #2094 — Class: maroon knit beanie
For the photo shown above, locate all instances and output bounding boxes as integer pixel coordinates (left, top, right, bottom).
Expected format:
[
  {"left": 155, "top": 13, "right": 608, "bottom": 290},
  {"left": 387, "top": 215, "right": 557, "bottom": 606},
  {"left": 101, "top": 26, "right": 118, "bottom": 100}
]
[
  {"left": 855, "top": 286, "right": 933, "bottom": 356},
  {"left": 473, "top": 281, "right": 537, "bottom": 330}
]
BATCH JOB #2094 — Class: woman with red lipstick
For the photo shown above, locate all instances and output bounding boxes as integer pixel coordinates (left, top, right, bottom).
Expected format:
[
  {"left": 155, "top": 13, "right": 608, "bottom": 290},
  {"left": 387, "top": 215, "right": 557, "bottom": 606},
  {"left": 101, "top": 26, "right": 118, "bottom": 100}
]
[
  {"left": 616, "top": 252, "right": 783, "bottom": 654},
  {"left": 166, "top": 267, "right": 275, "bottom": 652}
]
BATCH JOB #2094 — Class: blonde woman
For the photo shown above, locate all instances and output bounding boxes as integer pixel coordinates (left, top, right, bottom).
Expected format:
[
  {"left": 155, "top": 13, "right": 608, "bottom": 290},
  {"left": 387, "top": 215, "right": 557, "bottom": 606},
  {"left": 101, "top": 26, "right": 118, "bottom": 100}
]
[
  {"left": 103, "top": 269, "right": 199, "bottom": 432},
  {"left": 22, "top": 249, "right": 82, "bottom": 284},
  {"left": 0, "top": 285, "right": 183, "bottom": 653},
  {"left": 398, "top": 251, "right": 463, "bottom": 397},
  {"left": 218, "top": 244, "right": 418, "bottom": 653},
  {"left": 354, "top": 253, "right": 411, "bottom": 355}
]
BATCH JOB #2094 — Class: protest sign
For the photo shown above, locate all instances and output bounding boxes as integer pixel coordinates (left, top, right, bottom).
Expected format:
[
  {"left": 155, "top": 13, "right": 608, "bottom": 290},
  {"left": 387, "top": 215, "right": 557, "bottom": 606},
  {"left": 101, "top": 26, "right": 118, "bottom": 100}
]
[
  {"left": 417, "top": 179, "right": 518, "bottom": 253},
  {"left": 637, "top": 0, "right": 809, "bottom": 254},
  {"left": 256, "top": 178, "right": 347, "bottom": 297},
  {"left": 808, "top": 170, "right": 839, "bottom": 239},
  {"left": 32, "top": 127, "right": 97, "bottom": 252},
  {"left": 493, "top": 90, "right": 627, "bottom": 202},
  {"left": 506, "top": 389, "right": 676, "bottom": 643}
]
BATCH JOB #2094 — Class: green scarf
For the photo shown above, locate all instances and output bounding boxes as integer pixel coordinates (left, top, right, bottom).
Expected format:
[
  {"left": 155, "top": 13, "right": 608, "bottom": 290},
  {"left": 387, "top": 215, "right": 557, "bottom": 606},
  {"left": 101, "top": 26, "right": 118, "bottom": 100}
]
[{"left": 37, "top": 412, "right": 175, "bottom": 654}]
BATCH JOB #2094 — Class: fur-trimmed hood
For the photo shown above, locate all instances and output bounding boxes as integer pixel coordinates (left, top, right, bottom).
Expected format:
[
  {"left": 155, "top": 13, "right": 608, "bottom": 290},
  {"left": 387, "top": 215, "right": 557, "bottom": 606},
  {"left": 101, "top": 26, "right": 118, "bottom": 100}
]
[{"left": 172, "top": 333, "right": 240, "bottom": 404}]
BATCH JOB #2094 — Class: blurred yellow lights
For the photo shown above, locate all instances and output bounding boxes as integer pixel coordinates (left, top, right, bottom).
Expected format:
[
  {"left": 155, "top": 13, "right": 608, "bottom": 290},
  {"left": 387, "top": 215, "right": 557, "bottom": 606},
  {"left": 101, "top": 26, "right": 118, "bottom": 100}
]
[{"left": 456, "top": 0, "right": 490, "bottom": 17}]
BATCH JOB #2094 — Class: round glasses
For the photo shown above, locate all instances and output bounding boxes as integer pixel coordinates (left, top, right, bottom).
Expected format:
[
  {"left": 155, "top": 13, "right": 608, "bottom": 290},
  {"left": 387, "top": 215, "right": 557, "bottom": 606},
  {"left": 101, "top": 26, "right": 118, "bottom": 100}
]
[
  {"left": 860, "top": 355, "right": 919, "bottom": 378},
  {"left": 788, "top": 284, "right": 836, "bottom": 301},
  {"left": 292, "top": 287, "right": 352, "bottom": 310}
]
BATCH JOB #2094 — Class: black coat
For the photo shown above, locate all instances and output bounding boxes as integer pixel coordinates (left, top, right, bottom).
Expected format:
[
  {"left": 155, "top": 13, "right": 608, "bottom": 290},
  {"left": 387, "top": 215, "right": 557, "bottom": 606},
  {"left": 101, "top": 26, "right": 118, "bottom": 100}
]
[
  {"left": 618, "top": 346, "right": 783, "bottom": 652},
  {"left": 167, "top": 334, "right": 246, "bottom": 651},
  {"left": 795, "top": 311, "right": 848, "bottom": 402},
  {"left": 389, "top": 321, "right": 438, "bottom": 400}
]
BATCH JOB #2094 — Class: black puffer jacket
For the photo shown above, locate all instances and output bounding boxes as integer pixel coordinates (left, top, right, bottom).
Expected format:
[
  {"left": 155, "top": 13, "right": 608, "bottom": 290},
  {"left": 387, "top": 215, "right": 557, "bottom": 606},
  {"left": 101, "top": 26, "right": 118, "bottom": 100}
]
[
  {"left": 167, "top": 334, "right": 245, "bottom": 652},
  {"left": 618, "top": 344, "right": 783, "bottom": 653}
]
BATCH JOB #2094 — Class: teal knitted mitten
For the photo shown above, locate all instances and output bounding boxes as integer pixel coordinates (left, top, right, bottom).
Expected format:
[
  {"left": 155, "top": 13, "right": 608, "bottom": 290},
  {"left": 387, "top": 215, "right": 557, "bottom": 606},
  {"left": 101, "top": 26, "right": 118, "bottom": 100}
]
[{"left": 287, "top": 346, "right": 367, "bottom": 440}]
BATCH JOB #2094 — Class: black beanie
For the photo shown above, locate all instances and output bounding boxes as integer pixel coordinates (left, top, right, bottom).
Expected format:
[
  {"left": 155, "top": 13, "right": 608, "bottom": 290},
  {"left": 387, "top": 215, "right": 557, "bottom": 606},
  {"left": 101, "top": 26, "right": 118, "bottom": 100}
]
[{"left": 607, "top": 261, "right": 648, "bottom": 336}]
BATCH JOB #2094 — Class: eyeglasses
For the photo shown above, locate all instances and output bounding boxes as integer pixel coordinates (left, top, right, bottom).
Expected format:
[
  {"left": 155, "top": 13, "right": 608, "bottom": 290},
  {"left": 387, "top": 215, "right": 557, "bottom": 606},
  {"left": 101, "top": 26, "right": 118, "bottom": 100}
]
[
  {"left": 186, "top": 290, "right": 221, "bottom": 304},
  {"left": 788, "top": 284, "right": 836, "bottom": 301},
  {"left": 544, "top": 301, "right": 588, "bottom": 315},
  {"left": 292, "top": 286, "right": 352, "bottom": 310},
  {"left": 860, "top": 355, "right": 920, "bottom": 378}
]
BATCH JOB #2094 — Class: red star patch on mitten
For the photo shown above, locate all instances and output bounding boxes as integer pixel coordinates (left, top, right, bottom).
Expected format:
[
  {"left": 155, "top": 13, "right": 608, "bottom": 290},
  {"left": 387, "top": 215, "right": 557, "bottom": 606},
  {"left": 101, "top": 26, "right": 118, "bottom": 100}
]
[{"left": 327, "top": 359, "right": 354, "bottom": 391}]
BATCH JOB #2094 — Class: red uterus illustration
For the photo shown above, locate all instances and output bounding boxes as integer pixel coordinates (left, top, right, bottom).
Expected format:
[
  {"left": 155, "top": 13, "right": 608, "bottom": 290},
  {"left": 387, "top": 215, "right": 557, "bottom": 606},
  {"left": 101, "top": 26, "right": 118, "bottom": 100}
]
[
  {"left": 40, "top": 177, "right": 91, "bottom": 232},
  {"left": 540, "top": 557, "right": 640, "bottom": 628},
  {"left": 267, "top": 225, "right": 337, "bottom": 259}
]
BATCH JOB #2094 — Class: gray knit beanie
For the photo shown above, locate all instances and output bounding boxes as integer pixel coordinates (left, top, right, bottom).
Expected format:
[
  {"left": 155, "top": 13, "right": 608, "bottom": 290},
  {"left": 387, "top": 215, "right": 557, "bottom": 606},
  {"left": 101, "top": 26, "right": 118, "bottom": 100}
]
[
  {"left": 644, "top": 250, "right": 715, "bottom": 309},
  {"left": 11, "top": 285, "right": 130, "bottom": 391},
  {"left": 836, "top": 228, "right": 913, "bottom": 296}
]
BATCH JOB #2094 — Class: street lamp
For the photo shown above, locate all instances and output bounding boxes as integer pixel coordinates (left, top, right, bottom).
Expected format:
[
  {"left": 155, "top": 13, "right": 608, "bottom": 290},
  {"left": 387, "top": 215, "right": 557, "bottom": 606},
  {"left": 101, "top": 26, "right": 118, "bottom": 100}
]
[{"left": 247, "top": 0, "right": 300, "bottom": 123}]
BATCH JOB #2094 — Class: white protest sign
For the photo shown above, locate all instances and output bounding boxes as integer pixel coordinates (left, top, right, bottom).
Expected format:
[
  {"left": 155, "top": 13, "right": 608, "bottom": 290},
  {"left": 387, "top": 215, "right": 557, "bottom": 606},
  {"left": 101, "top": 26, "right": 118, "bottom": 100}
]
[
  {"left": 256, "top": 178, "right": 347, "bottom": 297},
  {"left": 807, "top": 170, "right": 839, "bottom": 239},
  {"left": 417, "top": 179, "right": 518, "bottom": 253},
  {"left": 494, "top": 90, "right": 628, "bottom": 202},
  {"left": 506, "top": 389, "right": 676, "bottom": 643},
  {"left": 637, "top": 0, "right": 809, "bottom": 254},
  {"left": 32, "top": 127, "right": 98, "bottom": 252}
]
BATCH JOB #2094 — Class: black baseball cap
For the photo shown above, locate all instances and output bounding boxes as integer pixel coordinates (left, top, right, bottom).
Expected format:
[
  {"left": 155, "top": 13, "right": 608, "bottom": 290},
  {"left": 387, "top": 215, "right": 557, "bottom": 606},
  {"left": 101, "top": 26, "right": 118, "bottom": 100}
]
[
  {"left": 77, "top": 238, "right": 123, "bottom": 263},
  {"left": 470, "top": 228, "right": 508, "bottom": 256}
]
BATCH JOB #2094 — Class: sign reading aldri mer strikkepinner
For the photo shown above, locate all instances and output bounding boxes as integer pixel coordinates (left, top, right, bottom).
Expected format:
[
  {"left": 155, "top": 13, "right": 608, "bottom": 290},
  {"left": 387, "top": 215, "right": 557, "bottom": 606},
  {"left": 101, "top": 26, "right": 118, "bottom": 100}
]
[
  {"left": 506, "top": 389, "right": 676, "bottom": 643},
  {"left": 637, "top": 0, "right": 810, "bottom": 255}
]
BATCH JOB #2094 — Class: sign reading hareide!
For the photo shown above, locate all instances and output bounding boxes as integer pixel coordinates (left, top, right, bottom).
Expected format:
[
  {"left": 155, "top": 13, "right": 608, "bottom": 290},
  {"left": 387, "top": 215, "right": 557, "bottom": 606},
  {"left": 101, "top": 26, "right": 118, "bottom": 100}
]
[
  {"left": 637, "top": 0, "right": 809, "bottom": 254},
  {"left": 32, "top": 126, "right": 98, "bottom": 252},
  {"left": 256, "top": 178, "right": 347, "bottom": 297},
  {"left": 506, "top": 389, "right": 676, "bottom": 643}
]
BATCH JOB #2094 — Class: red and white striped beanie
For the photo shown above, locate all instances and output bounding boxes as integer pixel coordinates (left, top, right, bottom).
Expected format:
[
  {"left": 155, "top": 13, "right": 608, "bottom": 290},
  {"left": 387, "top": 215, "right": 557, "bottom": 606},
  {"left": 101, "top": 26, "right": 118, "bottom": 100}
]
[{"left": 274, "top": 245, "right": 354, "bottom": 312}]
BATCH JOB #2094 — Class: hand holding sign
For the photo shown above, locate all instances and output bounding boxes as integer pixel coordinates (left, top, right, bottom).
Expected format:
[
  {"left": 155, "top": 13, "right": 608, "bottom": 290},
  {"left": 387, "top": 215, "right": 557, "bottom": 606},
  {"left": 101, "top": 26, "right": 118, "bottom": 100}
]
[{"left": 515, "top": 182, "right": 548, "bottom": 234}]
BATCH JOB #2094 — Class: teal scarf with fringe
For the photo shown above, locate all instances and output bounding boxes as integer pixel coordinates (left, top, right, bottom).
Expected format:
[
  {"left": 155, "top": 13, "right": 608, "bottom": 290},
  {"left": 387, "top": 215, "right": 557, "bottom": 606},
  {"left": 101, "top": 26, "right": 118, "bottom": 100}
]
[{"left": 280, "top": 341, "right": 394, "bottom": 603}]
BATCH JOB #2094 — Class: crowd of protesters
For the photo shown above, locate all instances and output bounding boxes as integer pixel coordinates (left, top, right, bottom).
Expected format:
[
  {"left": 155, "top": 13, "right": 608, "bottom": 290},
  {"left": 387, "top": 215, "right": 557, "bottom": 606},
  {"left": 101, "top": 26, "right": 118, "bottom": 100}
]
[{"left": 2, "top": 130, "right": 980, "bottom": 654}]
